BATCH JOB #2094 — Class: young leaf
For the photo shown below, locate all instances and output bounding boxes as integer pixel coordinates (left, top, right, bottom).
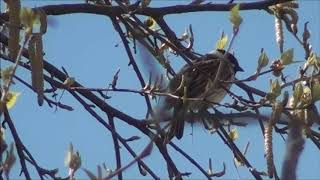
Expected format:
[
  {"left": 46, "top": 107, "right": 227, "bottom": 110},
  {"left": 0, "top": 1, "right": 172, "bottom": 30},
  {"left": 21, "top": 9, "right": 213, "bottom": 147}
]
[
  {"left": 144, "top": 17, "right": 156, "bottom": 29},
  {"left": 271, "top": 79, "right": 281, "bottom": 97},
  {"left": 229, "top": 4, "right": 243, "bottom": 29},
  {"left": 267, "top": 79, "right": 281, "bottom": 102},
  {"left": 302, "top": 87, "right": 312, "bottom": 105},
  {"left": 215, "top": 34, "right": 228, "bottom": 50},
  {"left": 257, "top": 52, "right": 269, "bottom": 70},
  {"left": 280, "top": 48, "right": 294, "bottom": 65},
  {"left": 229, "top": 128, "right": 239, "bottom": 141},
  {"left": 5, "top": 91, "right": 20, "bottom": 109},
  {"left": 293, "top": 82, "right": 303, "bottom": 101},
  {"left": 306, "top": 52, "right": 316, "bottom": 66}
]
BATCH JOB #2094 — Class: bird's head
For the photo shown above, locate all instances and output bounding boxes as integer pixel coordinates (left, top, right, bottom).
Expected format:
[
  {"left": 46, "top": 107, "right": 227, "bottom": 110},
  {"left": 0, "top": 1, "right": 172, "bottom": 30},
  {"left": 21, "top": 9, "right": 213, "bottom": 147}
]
[{"left": 215, "top": 49, "right": 244, "bottom": 72}]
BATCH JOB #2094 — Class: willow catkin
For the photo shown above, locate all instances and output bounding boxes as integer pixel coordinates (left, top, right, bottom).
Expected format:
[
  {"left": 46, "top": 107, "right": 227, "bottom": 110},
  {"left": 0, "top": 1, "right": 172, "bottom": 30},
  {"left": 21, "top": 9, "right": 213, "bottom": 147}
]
[
  {"left": 264, "top": 123, "right": 274, "bottom": 178},
  {"left": 29, "top": 34, "right": 44, "bottom": 106},
  {"left": 6, "top": 0, "right": 21, "bottom": 60},
  {"left": 28, "top": 35, "right": 36, "bottom": 67},
  {"left": 35, "top": 34, "right": 44, "bottom": 106},
  {"left": 275, "top": 14, "right": 284, "bottom": 53},
  {"left": 265, "top": 102, "right": 283, "bottom": 178}
]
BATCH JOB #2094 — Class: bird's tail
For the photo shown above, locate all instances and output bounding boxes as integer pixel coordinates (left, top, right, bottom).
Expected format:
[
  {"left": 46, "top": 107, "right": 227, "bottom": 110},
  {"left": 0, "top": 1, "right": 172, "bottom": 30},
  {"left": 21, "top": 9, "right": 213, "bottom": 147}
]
[{"left": 167, "top": 105, "right": 186, "bottom": 140}]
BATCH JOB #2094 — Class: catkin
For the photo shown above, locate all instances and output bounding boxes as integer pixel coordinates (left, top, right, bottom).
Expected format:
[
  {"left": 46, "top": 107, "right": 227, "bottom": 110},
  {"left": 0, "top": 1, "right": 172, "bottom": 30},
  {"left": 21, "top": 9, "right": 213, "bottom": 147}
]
[
  {"left": 275, "top": 14, "right": 284, "bottom": 53},
  {"left": 29, "top": 34, "right": 44, "bottom": 106},
  {"left": 264, "top": 124, "right": 274, "bottom": 178},
  {"left": 265, "top": 102, "right": 283, "bottom": 178},
  {"left": 7, "top": 0, "right": 21, "bottom": 60},
  {"left": 28, "top": 36, "right": 36, "bottom": 88}
]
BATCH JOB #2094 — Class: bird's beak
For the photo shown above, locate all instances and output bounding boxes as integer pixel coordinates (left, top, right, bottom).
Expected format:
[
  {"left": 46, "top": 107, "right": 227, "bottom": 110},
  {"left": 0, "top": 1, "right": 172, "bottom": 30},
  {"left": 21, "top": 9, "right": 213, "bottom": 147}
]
[{"left": 236, "top": 66, "right": 244, "bottom": 72}]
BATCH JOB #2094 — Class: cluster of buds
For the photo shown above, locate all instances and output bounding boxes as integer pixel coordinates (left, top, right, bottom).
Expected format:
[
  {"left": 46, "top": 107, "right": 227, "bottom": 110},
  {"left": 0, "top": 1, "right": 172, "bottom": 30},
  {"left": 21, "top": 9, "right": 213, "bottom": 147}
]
[
  {"left": 270, "top": 48, "right": 294, "bottom": 77},
  {"left": 265, "top": 79, "right": 281, "bottom": 103},
  {"left": 288, "top": 81, "right": 320, "bottom": 126},
  {"left": 305, "top": 53, "right": 320, "bottom": 72},
  {"left": 270, "top": 59, "right": 284, "bottom": 77}
]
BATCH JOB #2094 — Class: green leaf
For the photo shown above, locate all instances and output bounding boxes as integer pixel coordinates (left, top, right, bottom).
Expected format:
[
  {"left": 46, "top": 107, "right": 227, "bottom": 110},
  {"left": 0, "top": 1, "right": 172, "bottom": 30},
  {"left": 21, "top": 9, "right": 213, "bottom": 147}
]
[
  {"left": 267, "top": 79, "right": 281, "bottom": 102},
  {"left": 312, "top": 83, "right": 320, "bottom": 102},
  {"left": 306, "top": 52, "right": 318, "bottom": 67},
  {"left": 271, "top": 79, "right": 281, "bottom": 97},
  {"left": 215, "top": 34, "right": 228, "bottom": 50},
  {"left": 5, "top": 91, "right": 20, "bottom": 109},
  {"left": 144, "top": 17, "right": 156, "bottom": 29},
  {"left": 302, "top": 87, "right": 312, "bottom": 105},
  {"left": 293, "top": 82, "right": 303, "bottom": 102},
  {"left": 229, "top": 4, "right": 243, "bottom": 29},
  {"left": 229, "top": 128, "right": 239, "bottom": 141},
  {"left": 280, "top": 48, "right": 294, "bottom": 65},
  {"left": 258, "top": 52, "right": 269, "bottom": 70}
]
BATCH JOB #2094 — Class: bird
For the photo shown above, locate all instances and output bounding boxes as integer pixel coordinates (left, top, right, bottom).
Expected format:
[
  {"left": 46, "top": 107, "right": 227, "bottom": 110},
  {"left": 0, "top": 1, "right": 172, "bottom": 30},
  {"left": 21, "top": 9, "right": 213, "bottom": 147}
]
[{"left": 162, "top": 49, "right": 243, "bottom": 140}]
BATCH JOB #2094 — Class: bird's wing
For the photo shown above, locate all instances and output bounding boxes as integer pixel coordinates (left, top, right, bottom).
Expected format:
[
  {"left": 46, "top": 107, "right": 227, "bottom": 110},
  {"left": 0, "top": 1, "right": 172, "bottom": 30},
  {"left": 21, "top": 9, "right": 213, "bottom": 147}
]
[
  {"left": 186, "top": 59, "right": 222, "bottom": 98},
  {"left": 166, "top": 58, "right": 234, "bottom": 104}
]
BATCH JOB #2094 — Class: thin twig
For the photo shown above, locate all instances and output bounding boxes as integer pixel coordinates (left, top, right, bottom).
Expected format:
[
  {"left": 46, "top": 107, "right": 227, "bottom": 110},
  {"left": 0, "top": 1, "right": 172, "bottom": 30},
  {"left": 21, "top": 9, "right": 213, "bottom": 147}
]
[
  {"left": 1, "top": 35, "right": 31, "bottom": 109},
  {"left": 3, "top": 107, "right": 32, "bottom": 180},
  {"left": 110, "top": 15, "right": 154, "bottom": 117},
  {"left": 169, "top": 142, "right": 213, "bottom": 180},
  {"left": 107, "top": 115, "right": 123, "bottom": 180}
]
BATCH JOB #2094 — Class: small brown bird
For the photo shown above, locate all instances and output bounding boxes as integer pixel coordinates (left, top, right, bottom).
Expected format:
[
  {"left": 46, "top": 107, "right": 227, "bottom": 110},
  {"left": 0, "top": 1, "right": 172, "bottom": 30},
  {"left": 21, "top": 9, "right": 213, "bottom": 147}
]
[{"left": 163, "top": 49, "right": 243, "bottom": 140}]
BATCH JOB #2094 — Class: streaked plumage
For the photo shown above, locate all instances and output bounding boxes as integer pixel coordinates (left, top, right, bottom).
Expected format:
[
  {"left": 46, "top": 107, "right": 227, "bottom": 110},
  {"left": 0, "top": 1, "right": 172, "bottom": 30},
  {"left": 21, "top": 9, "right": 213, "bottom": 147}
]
[{"left": 164, "top": 49, "right": 243, "bottom": 139}]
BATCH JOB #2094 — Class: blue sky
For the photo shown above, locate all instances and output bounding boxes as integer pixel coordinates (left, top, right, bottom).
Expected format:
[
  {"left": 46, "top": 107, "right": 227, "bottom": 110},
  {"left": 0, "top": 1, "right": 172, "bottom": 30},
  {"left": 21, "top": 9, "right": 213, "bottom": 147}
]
[{"left": 2, "top": 0, "right": 320, "bottom": 179}]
